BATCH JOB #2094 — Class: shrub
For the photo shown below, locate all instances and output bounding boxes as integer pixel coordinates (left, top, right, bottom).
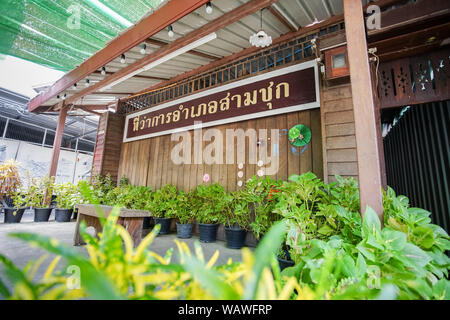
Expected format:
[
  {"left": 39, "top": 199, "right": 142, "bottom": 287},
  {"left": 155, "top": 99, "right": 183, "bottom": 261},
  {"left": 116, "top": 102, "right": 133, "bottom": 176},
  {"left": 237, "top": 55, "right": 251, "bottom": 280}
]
[
  {"left": 148, "top": 184, "right": 178, "bottom": 218},
  {"left": 193, "top": 183, "right": 227, "bottom": 224}
]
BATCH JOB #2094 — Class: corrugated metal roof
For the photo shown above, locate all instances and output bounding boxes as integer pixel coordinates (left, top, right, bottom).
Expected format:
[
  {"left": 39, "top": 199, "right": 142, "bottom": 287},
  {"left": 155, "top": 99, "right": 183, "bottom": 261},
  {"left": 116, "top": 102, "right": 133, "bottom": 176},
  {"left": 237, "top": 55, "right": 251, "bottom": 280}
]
[{"left": 10, "top": 0, "right": 377, "bottom": 108}]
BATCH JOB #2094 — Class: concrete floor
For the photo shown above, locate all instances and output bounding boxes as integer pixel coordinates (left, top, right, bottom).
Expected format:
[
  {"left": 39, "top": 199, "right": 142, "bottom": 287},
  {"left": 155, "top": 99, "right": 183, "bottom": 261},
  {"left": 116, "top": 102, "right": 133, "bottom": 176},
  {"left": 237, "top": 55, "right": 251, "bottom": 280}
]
[{"left": 0, "top": 209, "right": 245, "bottom": 293}]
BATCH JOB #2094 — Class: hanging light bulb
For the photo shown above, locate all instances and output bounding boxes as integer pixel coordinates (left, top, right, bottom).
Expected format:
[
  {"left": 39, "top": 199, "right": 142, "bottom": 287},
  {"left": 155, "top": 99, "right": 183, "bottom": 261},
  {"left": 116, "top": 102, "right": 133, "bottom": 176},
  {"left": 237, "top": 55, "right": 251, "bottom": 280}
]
[
  {"left": 101, "top": 66, "right": 106, "bottom": 75},
  {"left": 206, "top": 2, "right": 212, "bottom": 14},
  {"left": 140, "top": 43, "right": 147, "bottom": 55},
  {"left": 73, "top": 83, "right": 77, "bottom": 89},
  {"left": 85, "top": 79, "right": 90, "bottom": 87},
  {"left": 62, "top": 93, "right": 67, "bottom": 100},
  {"left": 56, "top": 95, "right": 60, "bottom": 100},
  {"left": 168, "top": 25, "right": 174, "bottom": 38},
  {"left": 120, "top": 54, "right": 126, "bottom": 64},
  {"left": 249, "top": 9, "right": 272, "bottom": 48}
]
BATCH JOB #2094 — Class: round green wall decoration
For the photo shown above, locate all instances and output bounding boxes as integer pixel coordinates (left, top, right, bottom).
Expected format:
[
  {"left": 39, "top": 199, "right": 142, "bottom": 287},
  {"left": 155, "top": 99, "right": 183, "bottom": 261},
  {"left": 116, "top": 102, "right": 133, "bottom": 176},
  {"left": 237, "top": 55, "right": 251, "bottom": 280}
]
[{"left": 288, "top": 124, "right": 311, "bottom": 147}]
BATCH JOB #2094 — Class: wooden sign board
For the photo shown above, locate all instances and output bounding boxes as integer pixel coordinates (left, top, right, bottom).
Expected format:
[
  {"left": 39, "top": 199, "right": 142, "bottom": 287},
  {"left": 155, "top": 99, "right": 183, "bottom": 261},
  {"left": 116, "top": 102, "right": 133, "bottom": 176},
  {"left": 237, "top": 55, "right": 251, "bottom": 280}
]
[{"left": 123, "top": 60, "right": 320, "bottom": 143}]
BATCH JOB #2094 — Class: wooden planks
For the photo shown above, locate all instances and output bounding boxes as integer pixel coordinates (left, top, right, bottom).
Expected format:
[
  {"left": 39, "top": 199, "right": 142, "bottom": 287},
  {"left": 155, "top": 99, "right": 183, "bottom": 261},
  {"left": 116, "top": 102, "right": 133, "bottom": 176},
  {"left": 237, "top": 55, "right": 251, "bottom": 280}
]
[
  {"left": 119, "top": 109, "right": 323, "bottom": 191},
  {"left": 92, "top": 112, "right": 124, "bottom": 183},
  {"left": 321, "top": 83, "right": 358, "bottom": 183}
]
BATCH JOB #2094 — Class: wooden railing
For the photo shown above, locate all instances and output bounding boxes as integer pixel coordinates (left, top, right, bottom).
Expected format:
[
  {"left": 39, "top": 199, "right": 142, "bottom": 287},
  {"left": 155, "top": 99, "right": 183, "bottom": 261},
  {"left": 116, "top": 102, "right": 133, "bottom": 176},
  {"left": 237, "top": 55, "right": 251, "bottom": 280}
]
[{"left": 118, "top": 22, "right": 345, "bottom": 114}]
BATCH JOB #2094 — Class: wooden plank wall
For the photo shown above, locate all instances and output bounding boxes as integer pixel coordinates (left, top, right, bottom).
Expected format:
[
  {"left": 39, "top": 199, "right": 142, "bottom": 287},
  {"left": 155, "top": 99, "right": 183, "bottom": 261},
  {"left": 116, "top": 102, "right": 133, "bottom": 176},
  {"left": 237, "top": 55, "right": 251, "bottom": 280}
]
[
  {"left": 92, "top": 112, "right": 124, "bottom": 182},
  {"left": 91, "top": 113, "right": 107, "bottom": 177},
  {"left": 118, "top": 109, "right": 323, "bottom": 191},
  {"left": 321, "top": 83, "right": 359, "bottom": 183}
]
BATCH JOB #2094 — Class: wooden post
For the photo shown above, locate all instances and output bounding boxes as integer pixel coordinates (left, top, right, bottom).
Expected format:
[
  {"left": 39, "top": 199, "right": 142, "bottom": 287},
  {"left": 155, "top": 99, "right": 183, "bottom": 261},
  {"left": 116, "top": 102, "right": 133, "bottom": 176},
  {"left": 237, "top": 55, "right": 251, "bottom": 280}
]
[
  {"left": 49, "top": 106, "right": 68, "bottom": 178},
  {"left": 343, "top": 0, "right": 384, "bottom": 222}
]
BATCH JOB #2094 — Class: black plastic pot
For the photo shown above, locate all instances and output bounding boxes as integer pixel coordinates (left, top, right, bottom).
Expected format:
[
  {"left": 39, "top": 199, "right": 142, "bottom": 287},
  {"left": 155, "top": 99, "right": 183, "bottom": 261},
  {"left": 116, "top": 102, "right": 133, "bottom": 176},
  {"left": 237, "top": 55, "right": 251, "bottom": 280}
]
[
  {"left": 55, "top": 208, "right": 73, "bottom": 222},
  {"left": 34, "top": 208, "right": 52, "bottom": 222},
  {"left": 198, "top": 223, "right": 219, "bottom": 243},
  {"left": 71, "top": 208, "right": 78, "bottom": 220},
  {"left": 143, "top": 217, "right": 152, "bottom": 229},
  {"left": 154, "top": 217, "right": 172, "bottom": 235},
  {"left": 4, "top": 208, "right": 25, "bottom": 223},
  {"left": 277, "top": 257, "right": 295, "bottom": 271},
  {"left": 176, "top": 223, "right": 193, "bottom": 239},
  {"left": 225, "top": 226, "right": 247, "bottom": 249}
]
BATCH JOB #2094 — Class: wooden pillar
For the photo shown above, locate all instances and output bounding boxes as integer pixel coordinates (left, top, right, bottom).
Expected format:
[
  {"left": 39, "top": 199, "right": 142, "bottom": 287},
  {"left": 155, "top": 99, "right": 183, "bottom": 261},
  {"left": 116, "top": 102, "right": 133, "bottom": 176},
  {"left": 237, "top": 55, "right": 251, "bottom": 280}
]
[
  {"left": 49, "top": 106, "right": 68, "bottom": 178},
  {"left": 343, "top": 0, "right": 383, "bottom": 222}
]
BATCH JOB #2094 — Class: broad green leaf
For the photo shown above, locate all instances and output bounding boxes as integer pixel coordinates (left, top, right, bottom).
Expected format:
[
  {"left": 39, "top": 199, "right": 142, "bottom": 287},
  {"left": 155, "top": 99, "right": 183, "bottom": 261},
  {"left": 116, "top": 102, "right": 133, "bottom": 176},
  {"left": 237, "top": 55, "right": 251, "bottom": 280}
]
[{"left": 243, "top": 221, "right": 287, "bottom": 300}]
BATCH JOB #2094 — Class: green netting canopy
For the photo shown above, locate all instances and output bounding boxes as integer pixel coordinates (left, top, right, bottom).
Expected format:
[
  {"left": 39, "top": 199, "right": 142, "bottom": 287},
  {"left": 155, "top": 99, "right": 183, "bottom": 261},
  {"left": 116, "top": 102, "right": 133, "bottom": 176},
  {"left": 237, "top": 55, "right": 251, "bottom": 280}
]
[{"left": 0, "top": 0, "right": 162, "bottom": 71}]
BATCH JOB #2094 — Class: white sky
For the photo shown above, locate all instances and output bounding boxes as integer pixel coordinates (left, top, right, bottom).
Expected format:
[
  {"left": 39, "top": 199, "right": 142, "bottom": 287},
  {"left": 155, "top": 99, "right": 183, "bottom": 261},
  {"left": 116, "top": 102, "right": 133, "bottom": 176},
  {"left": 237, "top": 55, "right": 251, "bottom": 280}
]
[{"left": 0, "top": 55, "right": 65, "bottom": 99}]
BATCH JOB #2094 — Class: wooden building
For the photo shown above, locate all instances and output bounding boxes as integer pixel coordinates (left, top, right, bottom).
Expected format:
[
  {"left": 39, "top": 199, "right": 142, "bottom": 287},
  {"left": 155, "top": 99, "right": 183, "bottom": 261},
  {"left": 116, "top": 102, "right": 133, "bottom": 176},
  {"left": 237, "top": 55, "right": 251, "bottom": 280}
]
[{"left": 28, "top": 0, "right": 450, "bottom": 229}]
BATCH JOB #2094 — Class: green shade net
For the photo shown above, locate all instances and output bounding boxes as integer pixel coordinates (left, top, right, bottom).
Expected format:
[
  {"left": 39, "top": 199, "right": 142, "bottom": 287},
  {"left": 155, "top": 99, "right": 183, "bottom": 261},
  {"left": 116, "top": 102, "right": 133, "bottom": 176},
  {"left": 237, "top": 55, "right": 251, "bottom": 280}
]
[{"left": 0, "top": 0, "right": 162, "bottom": 71}]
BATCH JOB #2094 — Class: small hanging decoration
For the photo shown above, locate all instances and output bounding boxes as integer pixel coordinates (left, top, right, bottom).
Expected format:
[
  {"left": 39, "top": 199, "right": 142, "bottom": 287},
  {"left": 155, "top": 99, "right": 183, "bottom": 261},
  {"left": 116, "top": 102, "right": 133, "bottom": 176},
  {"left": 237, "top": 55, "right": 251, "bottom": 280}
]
[
  {"left": 288, "top": 124, "right": 311, "bottom": 147},
  {"left": 249, "top": 9, "right": 272, "bottom": 48}
]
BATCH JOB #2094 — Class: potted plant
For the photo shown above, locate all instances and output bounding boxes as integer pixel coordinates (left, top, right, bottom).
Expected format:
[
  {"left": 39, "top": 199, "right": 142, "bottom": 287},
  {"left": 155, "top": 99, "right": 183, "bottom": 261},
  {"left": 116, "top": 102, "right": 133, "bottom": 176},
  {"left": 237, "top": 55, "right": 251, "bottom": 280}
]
[
  {"left": 24, "top": 175, "right": 55, "bottom": 222},
  {"left": 175, "top": 190, "right": 194, "bottom": 239},
  {"left": 194, "top": 183, "right": 226, "bottom": 243},
  {"left": 242, "top": 176, "right": 282, "bottom": 241},
  {"left": 148, "top": 185, "right": 177, "bottom": 235},
  {"left": 221, "top": 191, "right": 251, "bottom": 249},
  {"left": 3, "top": 189, "right": 28, "bottom": 223},
  {"left": 54, "top": 182, "right": 77, "bottom": 222},
  {"left": 0, "top": 160, "right": 22, "bottom": 208},
  {"left": 277, "top": 244, "right": 295, "bottom": 271}
]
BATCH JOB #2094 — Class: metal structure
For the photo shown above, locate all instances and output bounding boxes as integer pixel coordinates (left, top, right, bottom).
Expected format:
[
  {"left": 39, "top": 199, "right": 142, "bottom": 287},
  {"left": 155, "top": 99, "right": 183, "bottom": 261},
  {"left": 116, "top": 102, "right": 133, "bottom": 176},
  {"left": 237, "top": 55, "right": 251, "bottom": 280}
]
[
  {"left": 383, "top": 101, "right": 450, "bottom": 234},
  {"left": 0, "top": 88, "right": 96, "bottom": 153}
]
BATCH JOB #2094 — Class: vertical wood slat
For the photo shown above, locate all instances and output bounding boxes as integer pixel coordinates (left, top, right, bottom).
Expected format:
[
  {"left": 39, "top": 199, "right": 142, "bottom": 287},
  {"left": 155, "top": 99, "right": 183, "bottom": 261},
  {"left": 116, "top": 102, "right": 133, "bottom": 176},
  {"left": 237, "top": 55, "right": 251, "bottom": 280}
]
[{"left": 120, "top": 109, "right": 323, "bottom": 191}]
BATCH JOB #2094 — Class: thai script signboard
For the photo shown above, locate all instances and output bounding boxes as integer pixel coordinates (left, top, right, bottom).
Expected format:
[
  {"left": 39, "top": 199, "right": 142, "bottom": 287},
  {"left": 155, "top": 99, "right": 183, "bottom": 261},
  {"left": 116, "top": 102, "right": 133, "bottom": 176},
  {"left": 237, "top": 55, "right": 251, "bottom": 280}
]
[{"left": 123, "top": 60, "right": 320, "bottom": 143}]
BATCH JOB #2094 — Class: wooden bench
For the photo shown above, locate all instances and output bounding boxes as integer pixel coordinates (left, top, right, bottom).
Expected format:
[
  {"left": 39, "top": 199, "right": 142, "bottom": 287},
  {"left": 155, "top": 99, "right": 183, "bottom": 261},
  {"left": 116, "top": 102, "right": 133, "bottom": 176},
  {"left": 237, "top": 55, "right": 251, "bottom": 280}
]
[{"left": 74, "top": 204, "right": 151, "bottom": 247}]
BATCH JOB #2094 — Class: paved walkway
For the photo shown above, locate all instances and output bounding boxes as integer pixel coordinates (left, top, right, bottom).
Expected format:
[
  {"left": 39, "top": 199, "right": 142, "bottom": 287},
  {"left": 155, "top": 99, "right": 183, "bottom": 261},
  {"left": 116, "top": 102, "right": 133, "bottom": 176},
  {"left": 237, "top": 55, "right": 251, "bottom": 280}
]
[{"left": 0, "top": 210, "right": 245, "bottom": 292}]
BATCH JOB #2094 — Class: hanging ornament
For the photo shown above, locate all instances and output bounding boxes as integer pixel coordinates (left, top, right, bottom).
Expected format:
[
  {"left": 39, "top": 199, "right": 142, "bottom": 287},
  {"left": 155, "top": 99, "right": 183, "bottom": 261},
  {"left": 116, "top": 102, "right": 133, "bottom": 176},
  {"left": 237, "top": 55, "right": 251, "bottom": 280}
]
[
  {"left": 288, "top": 125, "right": 311, "bottom": 147},
  {"left": 249, "top": 9, "right": 272, "bottom": 48}
]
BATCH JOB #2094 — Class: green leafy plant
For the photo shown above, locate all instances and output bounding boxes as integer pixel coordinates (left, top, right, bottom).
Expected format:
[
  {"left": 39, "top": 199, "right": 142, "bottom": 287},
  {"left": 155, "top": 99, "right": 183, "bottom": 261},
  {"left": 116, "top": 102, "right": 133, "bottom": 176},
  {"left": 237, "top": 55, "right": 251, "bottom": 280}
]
[
  {"left": 22, "top": 175, "right": 55, "bottom": 209},
  {"left": 192, "top": 183, "right": 227, "bottom": 224},
  {"left": 148, "top": 184, "right": 178, "bottom": 218},
  {"left": 242, "top": 176, "right": 282, "bottom": 239},
  {"left": 54, "top": 182, "right": 79, "bottom": 210},
  {"left": 174, "top": 190, "right": 194, "bottom": 224},
  {"left": 220, "top": 190, "right": 251, "bottom": 230}
]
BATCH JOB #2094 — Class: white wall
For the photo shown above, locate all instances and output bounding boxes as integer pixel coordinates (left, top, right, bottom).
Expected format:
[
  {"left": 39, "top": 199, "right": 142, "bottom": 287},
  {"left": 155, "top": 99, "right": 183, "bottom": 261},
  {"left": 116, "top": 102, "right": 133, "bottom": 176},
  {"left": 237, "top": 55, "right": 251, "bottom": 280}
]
[{"left": 0, "top": 139, "right": 92, "bottom": 185}]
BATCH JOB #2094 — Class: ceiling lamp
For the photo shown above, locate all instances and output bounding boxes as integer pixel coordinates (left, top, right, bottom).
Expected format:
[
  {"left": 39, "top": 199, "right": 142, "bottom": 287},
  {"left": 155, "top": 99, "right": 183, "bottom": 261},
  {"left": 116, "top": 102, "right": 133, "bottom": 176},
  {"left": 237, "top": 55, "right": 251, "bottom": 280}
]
[
  {"left": 62, "top": 93, "right": 67, "bottom": 100},
  {"left": 249, "top": 9, "right": 272, "bottom": 48},
  {"left": 85, "top": 79, "right": 90, "bottom": 87},
  {"left": 101, "top": 66, "right": 106, "bottom": 75},
  {"left": 206, "top": 2, "right": 212, "bottom": 14},
  {"left": 140, "top": 43, "right": 147, "bottom": 55},
  {"left": 120, "top": 54, "right": 126, "bottom": 64},
  {"left": 168, "top": 25, "right": 174, "bottom": 38},
  {"left": 73, "top": 83, "right": 77, "bottom": 89}
]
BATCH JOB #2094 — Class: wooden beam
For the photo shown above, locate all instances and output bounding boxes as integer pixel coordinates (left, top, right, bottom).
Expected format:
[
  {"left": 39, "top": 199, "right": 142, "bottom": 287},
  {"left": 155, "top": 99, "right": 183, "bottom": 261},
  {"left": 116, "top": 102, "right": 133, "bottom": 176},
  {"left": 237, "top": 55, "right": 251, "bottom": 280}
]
[
  {"left": 64, "top": 0, "right": 278, "bottom": 107},
  {"left": 28, "top": 0, "right": 211, "bottom": 112},
  {"left": 267, "top": 5, "right": 297, "bottom": 32},
  {"left": 64, "top": 0, "right": 279, "bottom": 106},
  {"left": 49, "top": 106, "right": 68, "bottom": 178},
  {"left": 146, "top": 38, "right": 220, "bottom": 61},
  {"left": 131, "top": 0, "right": 406, "bottom": 98},
  {"left": 343, "top": 0, "right": 384, "bottom": 221},
  {"left": 92, "top": 70, "right": 168, "bottom": 81}
]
